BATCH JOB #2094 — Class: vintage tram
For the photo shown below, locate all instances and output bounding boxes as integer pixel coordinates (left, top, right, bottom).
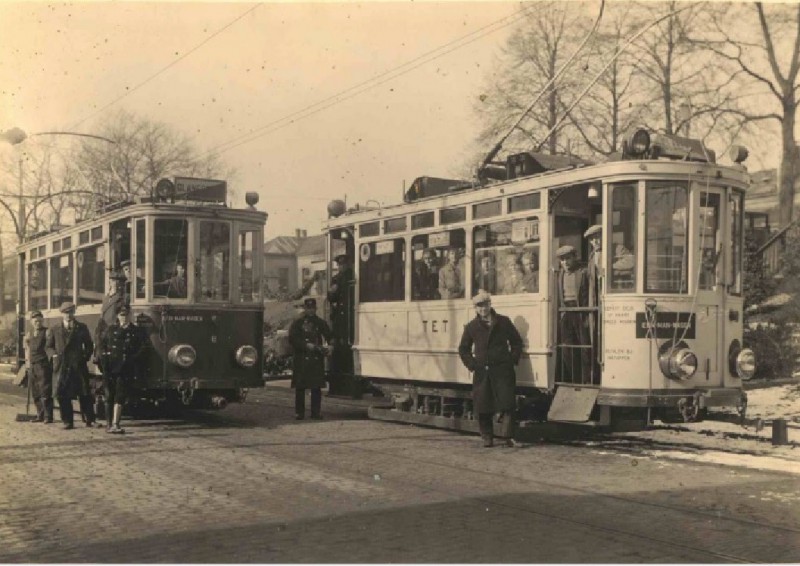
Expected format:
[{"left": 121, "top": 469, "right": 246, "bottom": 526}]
[
  {"left": 16, "top": 179, "right": 266, "bottom": 410},
  {"left": 322, "top": 129, "right": 756, "bottom": 432}
]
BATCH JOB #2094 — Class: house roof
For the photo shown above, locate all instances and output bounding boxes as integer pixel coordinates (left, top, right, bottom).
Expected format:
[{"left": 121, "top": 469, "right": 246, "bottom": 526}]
[
  {"left": 296, "top": 234, "right": 326, "bottom": 257},
  {"left": 264, "top": 236, "right": 302, "bottom": 255}
]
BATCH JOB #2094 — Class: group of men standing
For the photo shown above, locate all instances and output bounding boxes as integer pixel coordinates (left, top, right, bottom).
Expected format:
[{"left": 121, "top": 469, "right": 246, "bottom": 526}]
[{"left": 23, "top": 266, "right": 146, "bottom": 434}]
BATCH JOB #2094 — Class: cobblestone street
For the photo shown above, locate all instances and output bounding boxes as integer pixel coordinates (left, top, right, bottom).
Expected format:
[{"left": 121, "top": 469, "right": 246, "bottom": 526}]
[{"left": 1, "top": 384, "right": 799, "bottom": 563}]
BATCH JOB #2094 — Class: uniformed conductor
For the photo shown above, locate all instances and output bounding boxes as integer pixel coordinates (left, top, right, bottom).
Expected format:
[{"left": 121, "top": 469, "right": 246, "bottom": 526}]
[
  {"left": 25, "top": 310, "right": 54, "bottom": 423},
  {"left": 458, "top": 290, "right": 523, "bottom": 447},
  {"left": 45, "top": 302, "right": 95, "bottom": 429},
  {"left": 100, "top": 304, "right": 146, "bottom": 434},
  {"left": 288, "top": 297, "right": 333, "bottom": 420}
]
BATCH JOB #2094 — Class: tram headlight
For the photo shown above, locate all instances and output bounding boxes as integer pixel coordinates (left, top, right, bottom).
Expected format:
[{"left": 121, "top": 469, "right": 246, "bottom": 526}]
[
  {"left": 735, "top": 348, "right": 756, "bottom": 380},
  {"left": 235, "top": 345, "right": 258, "bottom": 368},
  {"left": 168, "top": 344, "right": 197, "bottom": 368},
  {"left": 659, "top": 347, "right": 698, "bottom": 381},
  {"left": 626, "top": 128, "right": 651, "bottom": 157}
]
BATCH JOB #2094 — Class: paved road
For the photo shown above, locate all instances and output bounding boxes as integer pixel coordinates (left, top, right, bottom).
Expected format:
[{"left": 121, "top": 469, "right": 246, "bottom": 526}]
[{"left": 1, "top": 383, "right": 799, "bottom": 563}]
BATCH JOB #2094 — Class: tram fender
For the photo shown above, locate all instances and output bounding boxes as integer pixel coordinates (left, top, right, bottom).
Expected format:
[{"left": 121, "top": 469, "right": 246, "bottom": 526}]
[{"left": 547, "top": 386, "right": 599, "bottom": 423}]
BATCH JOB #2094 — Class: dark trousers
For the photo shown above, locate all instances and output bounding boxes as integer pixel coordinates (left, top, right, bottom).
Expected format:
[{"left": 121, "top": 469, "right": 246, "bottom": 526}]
[
  {"left": 559, "top": 309, "right": 591, "bottom": 383},
  {"left": 295, "top": 388, "right": 321, "bottom": 417},
  {"left": 79, "top": 394, "right": 96, "bottom": 423},
  {"left": 478, "top": 412, "right": 515, "bottom": 439},
  {"left": 30, "top": 362, "right": 53, "bottom": 421},
  {"left": 58, "top": 394, "right": 95, "bottom": 425}
]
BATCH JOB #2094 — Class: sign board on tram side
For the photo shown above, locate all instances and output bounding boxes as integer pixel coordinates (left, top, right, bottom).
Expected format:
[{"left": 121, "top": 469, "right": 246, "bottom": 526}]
[
  {"left": 634, "top": 312, "right": 695, "bottom": 339},
  {"left": 174, "top": 177, "right": 227, "bottom": 202}
]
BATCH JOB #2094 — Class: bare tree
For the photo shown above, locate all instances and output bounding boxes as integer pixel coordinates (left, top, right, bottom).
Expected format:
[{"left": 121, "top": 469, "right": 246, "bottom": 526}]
[{"left": 702, "top": 2, "right": 800, "bottom": 226}]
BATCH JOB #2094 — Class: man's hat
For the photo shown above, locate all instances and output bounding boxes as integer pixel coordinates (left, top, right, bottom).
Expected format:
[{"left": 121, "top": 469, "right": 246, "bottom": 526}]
[
  {"left": 59, "top": 302, "right": 76, "bottom": 314},
  {"left": 117, "top": 304, "right": 131, "bottom": 315},
  {"left": 556, "top": 245, "right": 577, "bottom": 258},
  {"left": 120, "top": 259, "right": 131, "bottom": 268},
  {"left": 29, "top": 310, "right": 43, "bottom": 319},
  {"left": 472, "top": 289, "right": 492, "bottom": 306},
  {"left": 302, "top": 296, "right": 317, "bottom": 308},
  {"left": 584, "top": 225, "right": 602, "bottom": 239}
]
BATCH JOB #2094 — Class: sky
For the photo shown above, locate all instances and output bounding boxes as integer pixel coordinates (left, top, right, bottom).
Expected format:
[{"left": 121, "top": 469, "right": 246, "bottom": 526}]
[{"left": 0, "top": 1, "right": 525, "bottom": 240}]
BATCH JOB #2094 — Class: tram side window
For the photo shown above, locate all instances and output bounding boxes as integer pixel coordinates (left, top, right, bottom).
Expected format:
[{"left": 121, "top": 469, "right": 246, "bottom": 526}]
[
  {"left": 473, "top": 217, "right": 540, "bottom": 296},
  {"left": 199, "top": 221, "right": 230, "bottom": 301},
  {"left": 238, "top": 230, "right": 259, "bottom": 302},
  {"left": 50, "top": 254, "right": 74, "bottom": 307},
  {"left": 135, "top": 219, "right": 146, "bottom": 299},
  {"left": 729, "top": 192, "right": 743, "bottom": 295},
  {"left": 359, "top": 239, "right": 405, "bottom": 303},
  {"left": 609, "top": 184, "right": 637, "bottom": 292},
  {"left": 699, "top": 192, "right": 721, "bottom": 290},
  {"left": 410, "top": 230, "right": 465, "bottom": 301},
  {"left": 28, "top": 260, "right": 47, "bottom": 311},
  {"left": 153, "top": 219, "right": 189, "bottom": 299},
  {"left": 77, "top": 246, "right": 105, "bottom": 306},
  {"left": 645, "top": 183, "right": 688, "bottom": 293}
]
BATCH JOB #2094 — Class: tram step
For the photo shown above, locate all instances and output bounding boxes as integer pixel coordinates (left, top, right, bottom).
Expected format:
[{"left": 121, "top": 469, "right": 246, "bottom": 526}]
[{"left": 547, "top": 386, "right": 599, "bottom": 423}]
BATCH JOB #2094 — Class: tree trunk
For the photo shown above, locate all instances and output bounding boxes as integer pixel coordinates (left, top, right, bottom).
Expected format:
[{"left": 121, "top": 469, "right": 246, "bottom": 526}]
[{"left": 777, "top": 100, "right": 798, "bottom": 227}]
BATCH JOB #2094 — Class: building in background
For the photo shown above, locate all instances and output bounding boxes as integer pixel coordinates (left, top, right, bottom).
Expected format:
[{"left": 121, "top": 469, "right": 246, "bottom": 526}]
[{"left": 263, "top": 230, "right": 307, "bottom": 298}]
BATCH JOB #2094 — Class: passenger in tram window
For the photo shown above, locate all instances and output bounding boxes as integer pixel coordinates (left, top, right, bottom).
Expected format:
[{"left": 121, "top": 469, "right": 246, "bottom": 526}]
[
  {"left": 611, "top": 244, "right": 635, "bottom": 289},
  {"left": 412, "top": 248, "right": 440, "bottom": 300},
  {"left": 155, "top": 263, "right": 187, "bottom": 298},
  {"left": 457, "top": 290, "right": 523, "bottom": 448},
  {"left": 520, "top": 250, "right": 539, "bottom": 292},
  {"left": 289, "top": 297, "right": 333, "bottom": 420},
  {"left": 438, "top": 247, "right": 464, "bottom": 299},
  {"left": 556, "top": 245, "right": 591, "bottom": 383},
  {"left": 502, "top": 262, "right": 527, "bottom": 295},
  {"left": 474, "top": 252, "right": 497, "bottom": 295},
  {"left": 120, "top": 260, "right": 144, "bottom": 301}
]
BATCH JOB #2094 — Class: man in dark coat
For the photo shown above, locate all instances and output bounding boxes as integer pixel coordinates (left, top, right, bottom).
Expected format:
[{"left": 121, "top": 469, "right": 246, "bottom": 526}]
[
  {"left": 94, "top": 271, "right": 127, "bottom": 365},
  {"left": 25, "top": 310, "right": 53, "bottom": 423},
  {"left": 100, "top": 305, "right": 146, "bottom": 434},
  {"left": 556, "top": 245, "right": 591, "bottom": 383},
  {"left": 289, "top": 297, "right": 332, "bottom": 420},
  {"left": 45, "top": 302, "right": 96, "bottom": 429},
  {"left": 327, "top": 255, "right": 355, "bottom": 395},
  {"left": 412, "top": 249, "right": 440, "bottom": 300},
  {"left": 458, "top": 290, "right": 523, "bottom": 447}
]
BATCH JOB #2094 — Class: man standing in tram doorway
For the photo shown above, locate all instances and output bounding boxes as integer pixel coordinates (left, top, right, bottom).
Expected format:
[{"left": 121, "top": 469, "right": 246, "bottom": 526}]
[
  {"left": 556, "top": 245, "right": 591, "bottom": 383},
  {"left": 289, "top": 297, "right": 333, "bottom": 420},
  {"left": 100, "top": 304, "right": 146, "bottom": 434},
  {"left": 94, "top": 271, "right": 127, "bottom": 367},
  {"left": 46, "top": 302, "right": 96, "bottom": 429},
  {"left": 458, "top": 290, "right": 523, "bottom": 448},
  {"left": 327, "top": 254, "right": 354, "bottom": 396},
  {"left": 25, "top": 310, "right": 54, "bottom": 424},
  {"left": 584, "top": 225, "right": 603, "bottom": 381}
]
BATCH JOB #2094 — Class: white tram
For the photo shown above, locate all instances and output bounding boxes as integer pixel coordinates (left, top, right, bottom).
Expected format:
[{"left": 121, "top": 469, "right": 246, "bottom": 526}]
[
  {"left": 16, "top": 179, "right": 267, "bottom": 411},
  {"left": 323, "top": 130, "right": 756, "bottom": 431}
]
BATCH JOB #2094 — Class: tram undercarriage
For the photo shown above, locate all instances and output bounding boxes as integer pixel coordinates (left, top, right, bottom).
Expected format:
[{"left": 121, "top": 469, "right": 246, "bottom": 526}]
[{"left": 366, "top": 380, "right": 749, "bottom": 435}]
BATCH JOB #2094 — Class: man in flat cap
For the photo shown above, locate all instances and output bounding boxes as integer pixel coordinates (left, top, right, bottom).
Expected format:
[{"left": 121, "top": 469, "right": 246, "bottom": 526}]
[
  {"left": 458, "top": 290, "right": 523, "bottom": 448},
  {"left": 556, "top": 245, "right": 591, "bottom": 383},
  {"left": 120, "top": 259, "right": 144, "bottom": 302},
  {"left": 99, "top": 304, "right": 146, "bottom": 434},
  {"left": 584, "top": 225, "right": 603, "bottom": 379},
  {"left": 289, "top": 297, "right": 333, "bottom": 420},
  {"left": 46, "top": 302, "right": 96, "bottom": 429},
  {"left": 24, "top": 310, "right": 53, "bottom": 423}
]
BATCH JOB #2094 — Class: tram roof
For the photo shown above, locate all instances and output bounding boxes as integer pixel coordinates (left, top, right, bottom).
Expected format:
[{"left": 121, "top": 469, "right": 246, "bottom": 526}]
[
  {"left": 323, "top": 158, "right": 750, "bottom": 229},
  {"left": 18, "top": 199, "right": 267, "bottom": 251}
]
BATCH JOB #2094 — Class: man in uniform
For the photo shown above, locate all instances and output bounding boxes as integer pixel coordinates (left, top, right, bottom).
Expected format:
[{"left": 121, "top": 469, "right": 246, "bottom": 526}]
[
  {"left": 155, "top": 263, "right": 187, "bottom": 298},
  {"left": 458, "top": 290, "right": 523, "bottom": 448},
  {"left": 289, "top": 297, "right": 332, "bottom": 420},
  {"left": 46, "top": 302, "right": 95, "bottom": 429},
  {"left": 120, "top": 259, "right": 144, "bottom": 301},
  {"left": 94, "top": 271, "right": 127, "bottom": 366},
  {"left": 24, "top": 310, "right": 53, "bottom": 423},
  {"left": 556, "top": 245, "right": 591, "bottom": 382},
  {"left": 100, "top": 305, "right": 146, "bottom": 434}
]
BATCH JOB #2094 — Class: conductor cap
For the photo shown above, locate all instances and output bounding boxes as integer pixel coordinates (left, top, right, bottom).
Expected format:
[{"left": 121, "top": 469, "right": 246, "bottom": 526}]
[
  {"left": 556, "top": 245, "right": 576, "bottom": 259},
  {"left": 584, "top": 225, "right": 602, "bottom": 239}
]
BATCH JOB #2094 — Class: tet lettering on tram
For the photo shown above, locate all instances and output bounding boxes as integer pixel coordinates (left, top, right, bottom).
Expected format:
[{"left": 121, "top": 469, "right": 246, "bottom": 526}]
[{"left": 422, "top": 319, "right": 449, "bottom": 333}]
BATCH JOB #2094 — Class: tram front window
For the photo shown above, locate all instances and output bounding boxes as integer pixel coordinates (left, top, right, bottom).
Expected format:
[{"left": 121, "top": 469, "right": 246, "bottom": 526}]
[
  {"left": 609, "top": 184, "right": 637, "bottom": 292},
  {"left": 729, "top": 192, "right": 744, "bottom": 295},
  {"left": 153, "top": 219, "right": 189, "bottom": 298},
  {"left": 645, "top": 183, "right": 688, "bottom": 293},
  {"left": 699, "top": 192, "right": 721, "bottom": 290},
  {"left": 238, "top": 230, "right": 259, "bottom": 302},
  {"left": 199, "top": 221, "right": 230, "bottom": 301}
]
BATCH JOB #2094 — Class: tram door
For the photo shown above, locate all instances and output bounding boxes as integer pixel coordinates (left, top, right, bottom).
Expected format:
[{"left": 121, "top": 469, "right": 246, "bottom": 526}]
[
  {"left": 327, "top": 228, "right": 357, "bottom": 395},
  {"left": 551, "top": 186, "right": 601, "bottom": 388},
  {"left": 695, "top": 189, "right": 725, "bottom": 384}
]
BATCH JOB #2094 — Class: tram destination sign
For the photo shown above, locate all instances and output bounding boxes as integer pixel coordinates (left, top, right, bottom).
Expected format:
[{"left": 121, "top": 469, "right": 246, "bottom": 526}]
[
  {"left": 634, "top": 312, "right": 695, "bottom": 339},
  {"left": 174, "top": 177, "right": 227, "bottom": 202}
]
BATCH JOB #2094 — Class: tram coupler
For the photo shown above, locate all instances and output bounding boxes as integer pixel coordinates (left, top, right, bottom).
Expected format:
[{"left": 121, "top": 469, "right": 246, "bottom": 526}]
[
  {"left": 177, "top": 379, "right": 197, "bottom": 406},
  {"left": 210, "top": 395, "right": 228, "bottom": 409},
  {"left": 676, "top": 392, "right": 703, "bottom": 423}
]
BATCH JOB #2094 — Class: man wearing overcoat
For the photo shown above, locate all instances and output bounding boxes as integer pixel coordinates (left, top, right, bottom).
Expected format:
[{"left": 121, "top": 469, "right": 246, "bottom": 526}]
[
  {"left": 289, "top": 297, "right": 333, "bottom": 420},
  {"left": 25, "top": 310, "right": 54, "bottom": 423},
  {"left": 100, "top": 304, "right": 146, "bottom": 434},
  {"left": 458, "top": 290, "right": 523, "bottom": 447},
  {"left": 327, "top": 255, "right": 355, "bottom": 395},
  {"left": 46, "top": 302, "right": 96, "bottom": 429},
  {"left": 94, "top": 271, "right": 127, "bottom": 365}
]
